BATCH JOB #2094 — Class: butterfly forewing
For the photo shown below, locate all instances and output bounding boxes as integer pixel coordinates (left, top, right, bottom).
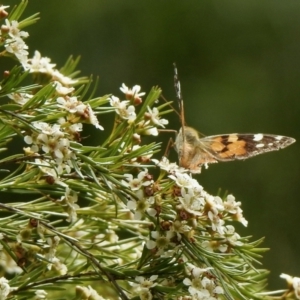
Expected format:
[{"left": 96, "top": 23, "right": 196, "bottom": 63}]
[{"left": 199, "top": 133, "right": 295, "bottom": 161}]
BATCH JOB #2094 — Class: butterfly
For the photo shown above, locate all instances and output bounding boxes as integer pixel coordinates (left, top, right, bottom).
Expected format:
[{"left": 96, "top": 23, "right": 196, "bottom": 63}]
[{"left": 172, "top": 64, "right": 296, "bottom": 173}]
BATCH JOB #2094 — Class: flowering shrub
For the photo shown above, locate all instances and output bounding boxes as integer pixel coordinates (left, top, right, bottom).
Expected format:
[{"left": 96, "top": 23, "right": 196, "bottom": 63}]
[{"left": 0, "top": 2, "right": 298, "bottom": 300}]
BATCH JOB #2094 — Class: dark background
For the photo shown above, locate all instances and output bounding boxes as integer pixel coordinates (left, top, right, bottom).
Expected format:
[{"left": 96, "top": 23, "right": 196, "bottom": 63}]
[{"left": 6, "top": 0, "right": 300, "bottom": 290}]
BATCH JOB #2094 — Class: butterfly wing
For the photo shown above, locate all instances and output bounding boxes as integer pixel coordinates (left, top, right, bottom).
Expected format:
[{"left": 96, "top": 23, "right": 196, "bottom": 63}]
[
  {"left": 198, "top": 133, "right": 296, "bottom": 161},
  {"left": 175, "top": 127, "right": 295, "bottom": 173}
]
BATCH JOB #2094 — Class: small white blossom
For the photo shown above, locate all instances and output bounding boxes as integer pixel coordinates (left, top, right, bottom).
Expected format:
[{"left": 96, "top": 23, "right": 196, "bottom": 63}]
[
  {"left": 0, "top": 6, "right": 9, "bottom": 17},
  {"left": 169, "top": 172, "right": 197, "bottom": 189},
  {"left": 184, "top": 265, "right": 223, "bottom": 299},
  {"left": 0, "top": 277, "right": 11, "bottom": 299},
  {"left": 51, "top": 69, "right": 77, "bottom": 85},
  {"left": 8, "top": 92, "right": 32, "bottom": 105},
  {"left": 34, "top": 289, "right": 47, "bottom": 300},
  {"left": 223, "top": 225, "right": 243, "bottom": 245},
  {"left": 130, "top": 275, "right": 158, "bottom": 300},
  {"left": 206, "top": 196, "right": 224, "bottom": 215},
  {"left": 53, "top": 81, "right": 74, "bottom": 95},
  {"left": 170, "top": 220, "right": 192, "bottom": 241},
  {"left": 179, "top": 187, "right": 205, "bottom": 216},
  {"left": 127, "top": 195, "right": 156, "bottom": 220},
  {"left": 202, "top": 239, "right": 228, "bottom": 253},
  {"left": 224, "top": 194, "right": 241, "bottom": 214},
  {"left": 25, "top": 50, "right": 56, "bottom": 73},
  {"left": 146, "top": 230, "right": 176, "bottom": 255},
  {"left": 152, "top": 156, "right": 181, "bottom": 173},
  {"left": 207, "top": 210, "right": 225, "bottom": 235},
  {"left": 109, "top": 95, "right": 136, "bottom": 123},
  {"left": 123, "top": 170, "right": 152, "bottom": 191},
  {"left": 280, "top": 273, "right": 300, "bottom": 299},
  {"left": 109, "top": 95, "right": 127, "bottom": 109},
  {"left": 146, "top": 106, "right": 169, "bottom": 128},
  {"left": 4, "top": 19, "right": 29, "bottom": 39},
  {"left": 58, "top": 188, "right": 79, "bottom": 223},
  {"left": 76, "top": 285, "right": 106, "bottom": 300},
  {"left": 51, "top": 257, "right": 68, "bottom": 275},
  {"left": 142, "top": 126, "right": 158, "bottom": 136},
  {"left": 120, "top": 83, "right": 145, "bottom": 100},
  {"left": 5, "top": 37, "right": 28, "bottom": 64},
  {"left": 57, "top": 96, "right": 81, "bottom": 113}
]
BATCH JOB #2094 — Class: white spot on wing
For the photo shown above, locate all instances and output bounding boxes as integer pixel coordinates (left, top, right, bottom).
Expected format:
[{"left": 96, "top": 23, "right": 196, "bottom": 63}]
[
  {"left": 256, "top": 143, "right": 265, "bottom": 148},
  {"left": 254, "top": 134, "right": 263, "bottom": 141}
]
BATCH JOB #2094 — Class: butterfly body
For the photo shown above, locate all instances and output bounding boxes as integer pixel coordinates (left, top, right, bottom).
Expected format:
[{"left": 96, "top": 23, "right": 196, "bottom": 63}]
[{"left": 175, "top": 126, "right": 296, "bottom": 173}]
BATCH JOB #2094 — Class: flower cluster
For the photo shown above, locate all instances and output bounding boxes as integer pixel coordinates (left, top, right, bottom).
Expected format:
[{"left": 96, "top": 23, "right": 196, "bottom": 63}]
[
  {"left": 1, "top": 18, "right": 29, "bottom": 64},
  {"left": 109, "top": 83, "right": 169, "bottom": 135},
  {"left": 0, "top": 9, "right": 105, "bottom": 228},
  {"left": 130, "top": 275, "right": 158, "bottom": 300},
  {"left": 183, "top": 264, "right": 224, "bottom": 300},
  {"left": 122, "top": 156, "right": 251, "bottom": 298},
  {"left": 123, "top": 169, "right": 157, "bottom": 220}
]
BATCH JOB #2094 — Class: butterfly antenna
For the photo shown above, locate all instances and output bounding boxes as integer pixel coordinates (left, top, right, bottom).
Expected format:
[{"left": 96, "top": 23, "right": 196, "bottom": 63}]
[{"left": 173, "top": 63, "right": 186, "bottom": 138}]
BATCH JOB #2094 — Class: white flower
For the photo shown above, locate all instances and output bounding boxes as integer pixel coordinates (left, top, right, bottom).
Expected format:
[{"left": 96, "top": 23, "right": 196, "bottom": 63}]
[
  {"left": 5, "top": 37, "right": 28, "bottom": 64},
  {"left": 0, "top": 6, "right": 9, "bottom": 18},
  {"left": 223, "top": 225, "right": 243, "bottom": 247},
  {"left": 224, "top": 194, "right": 241, "bottom": 214},
  {"left": 152, "top": 156, "right": 181, "bottom": 173},
  {"left": 146, "top": 230, "right": 176, "bottom": 255},
  {"left": 207, "top": 210, "right": 225, "bottom": 235},
  {"left": 142, "top": 126, "right": 158, "bottom": 136},
  {"left": 58, "top": 188, "right": 79, "bottom": 223},
  {"left": 169, "top": 172, "right": 196, "bottom": 188},
  {"left": 51, "top": 69, "right": 77, "bottom": 85},
  {"left": 179, "top": 187, "right": 205, "bottom": 216},
  {"left": 8, "top": 92, "right": 32, "bottom": 105},
  {"left": 130, "top": 275, "right": 157, "bottom": 300},
  {"left": 146, "top": 106, "right": 169, "bottom": 128},
  {"left": 120, "top": 83, "right": 145, "bottom": 100},
  {"left": 280, "top": 273, "right": 300, "bottom": 299},
  {"left": 109, "top": 95, "right": 136, "bottom": 123},
  {"left": 0, "top": 277, "right": 11, "bottom": 299},
  {"left": 170, "top": 220, "right": 191, "bottom": 241},
  {"left": 32, "top": 122, "right": 64, "bottom": 137},
  {"left": 53, "top": 81, "right": 74, "bottom": 95},
  {"left": 109, "top": 95, "right": 127, "bottom": 108},
  {"left": 132, "top": 275, "right": 158, "bottom": 289},
  {"left": 29, "top": 120, "right": 73, "bottom": 175},
  {"left": 125, "top": 105, "right": 137, "bottom": 123},
  {"left": 4, "top": 20, "right": 28, "bottom": 39},
  {"left": 25, "top": 50, "right": 56, "bottom": 73},
  {"left": 202, "top": 240, "right": 228, "bottom": 253},
  {"left": 57, "top": 96, "right": 82, "bottom": 113},
  {"left": 76, "top": 285, "right": 106, "bottom": 300},
  {"left": 183, "top": 266, "right": 223, "bottom": 299},
  {"left": 51, "top": 257, "right": 68, "bottom": 275},
  {"left": 34, "top": 289, "right": 47, "bottom": 300},
  {"left": 123, "top": 170, "right": 152, "bottom": 191},
  {"left": 127, "top": 196, "right": 156, "bottom": 220},
  {"left": 205, "top": 195, "right": 224, "bottom": 215}
]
